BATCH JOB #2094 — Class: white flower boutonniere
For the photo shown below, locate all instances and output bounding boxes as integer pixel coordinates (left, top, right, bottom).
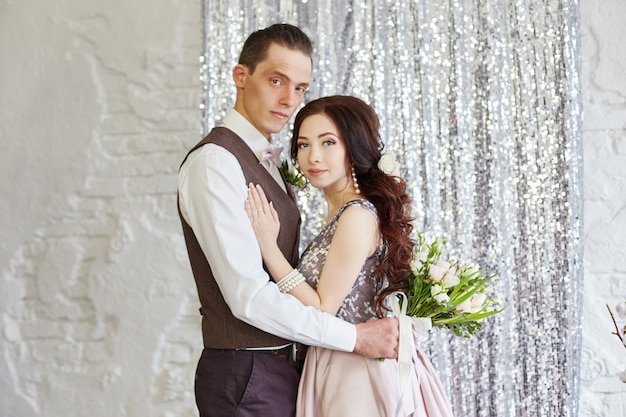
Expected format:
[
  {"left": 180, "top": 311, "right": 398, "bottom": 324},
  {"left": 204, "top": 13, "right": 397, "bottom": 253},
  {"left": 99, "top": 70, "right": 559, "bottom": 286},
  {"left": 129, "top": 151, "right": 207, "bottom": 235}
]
[
  {"left": 280, "top": 160, "right": 306, "bottom": 190},
  {"left": 377, "top": 152, "right": 400, "bottom": 176}
]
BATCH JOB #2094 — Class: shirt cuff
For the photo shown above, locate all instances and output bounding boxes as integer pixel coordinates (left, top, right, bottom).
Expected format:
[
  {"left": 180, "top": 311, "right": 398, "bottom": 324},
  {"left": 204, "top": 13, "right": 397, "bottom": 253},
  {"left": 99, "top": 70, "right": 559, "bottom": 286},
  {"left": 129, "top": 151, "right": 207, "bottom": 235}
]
[{"left": 324, "top": 318, "right": 357, "bottom": 352}]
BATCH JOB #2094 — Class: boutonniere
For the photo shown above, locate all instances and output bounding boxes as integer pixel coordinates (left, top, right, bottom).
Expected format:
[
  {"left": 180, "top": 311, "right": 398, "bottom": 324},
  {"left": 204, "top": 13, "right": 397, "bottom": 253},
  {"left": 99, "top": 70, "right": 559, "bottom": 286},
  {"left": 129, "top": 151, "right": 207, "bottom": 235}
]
[{"left": 280, "top": 160, "right": 306, "bottom": 190}]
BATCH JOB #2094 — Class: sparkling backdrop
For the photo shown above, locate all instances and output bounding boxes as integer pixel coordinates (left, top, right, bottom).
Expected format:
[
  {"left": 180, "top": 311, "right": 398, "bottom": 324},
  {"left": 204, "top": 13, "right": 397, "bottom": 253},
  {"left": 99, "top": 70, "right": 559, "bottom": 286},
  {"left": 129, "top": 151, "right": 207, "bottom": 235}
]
[{"left": 201, "top": 1, "right": 583, "bottom": 416}]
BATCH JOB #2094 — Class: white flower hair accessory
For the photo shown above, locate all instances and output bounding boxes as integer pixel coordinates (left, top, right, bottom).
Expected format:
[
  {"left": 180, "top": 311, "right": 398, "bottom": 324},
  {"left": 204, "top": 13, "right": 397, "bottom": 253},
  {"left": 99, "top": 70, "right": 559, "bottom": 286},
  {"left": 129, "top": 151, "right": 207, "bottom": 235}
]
[{"left": 377, "top": 151, "right": 400, "bottom": 176}]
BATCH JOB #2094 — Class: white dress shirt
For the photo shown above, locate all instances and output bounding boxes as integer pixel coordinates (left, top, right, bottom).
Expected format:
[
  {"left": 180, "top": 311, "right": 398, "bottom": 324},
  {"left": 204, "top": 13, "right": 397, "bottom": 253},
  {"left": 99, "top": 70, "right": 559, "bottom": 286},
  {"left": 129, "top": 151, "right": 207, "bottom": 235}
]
[{"left": 178, "top": 108, "right": 356, "bottom": 351}]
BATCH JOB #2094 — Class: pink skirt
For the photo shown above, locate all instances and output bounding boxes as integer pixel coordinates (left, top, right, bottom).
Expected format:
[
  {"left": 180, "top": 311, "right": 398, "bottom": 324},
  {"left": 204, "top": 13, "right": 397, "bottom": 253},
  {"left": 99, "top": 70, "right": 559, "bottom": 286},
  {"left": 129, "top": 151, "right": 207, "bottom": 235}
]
[{"left": 296, "top": 346, "right": 454, "bottom": 417}]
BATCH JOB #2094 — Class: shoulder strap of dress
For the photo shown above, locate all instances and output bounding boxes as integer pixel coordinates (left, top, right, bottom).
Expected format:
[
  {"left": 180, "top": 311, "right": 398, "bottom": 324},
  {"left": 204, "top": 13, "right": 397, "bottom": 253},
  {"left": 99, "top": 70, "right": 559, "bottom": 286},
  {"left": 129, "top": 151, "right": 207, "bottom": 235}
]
[{"left": 335, "top": 199, "right": 378, "bottom": 221}]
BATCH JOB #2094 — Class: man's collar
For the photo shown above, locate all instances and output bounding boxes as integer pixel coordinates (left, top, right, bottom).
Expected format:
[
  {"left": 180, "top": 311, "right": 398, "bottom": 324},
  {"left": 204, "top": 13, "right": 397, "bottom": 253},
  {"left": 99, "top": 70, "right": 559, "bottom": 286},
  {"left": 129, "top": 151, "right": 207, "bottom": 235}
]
[{"left": 221, "top": 109, "right": 272, "bottom": 161}]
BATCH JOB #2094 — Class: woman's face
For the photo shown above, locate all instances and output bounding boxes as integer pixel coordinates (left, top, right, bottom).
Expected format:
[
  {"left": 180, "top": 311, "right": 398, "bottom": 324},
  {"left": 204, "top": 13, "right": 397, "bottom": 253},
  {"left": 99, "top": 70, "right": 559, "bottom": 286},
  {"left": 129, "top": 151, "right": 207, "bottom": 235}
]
[{"left": 296, "top": 113, "right": 352, "bottom": 193}]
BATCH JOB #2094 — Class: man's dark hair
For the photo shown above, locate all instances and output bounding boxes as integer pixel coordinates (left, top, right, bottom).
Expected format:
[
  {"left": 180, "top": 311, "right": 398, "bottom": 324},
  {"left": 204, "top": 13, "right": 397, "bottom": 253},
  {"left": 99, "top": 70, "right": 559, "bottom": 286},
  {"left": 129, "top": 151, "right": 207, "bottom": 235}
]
[{"left": 238, "top": 23, "right": 313, "bottom": 73}]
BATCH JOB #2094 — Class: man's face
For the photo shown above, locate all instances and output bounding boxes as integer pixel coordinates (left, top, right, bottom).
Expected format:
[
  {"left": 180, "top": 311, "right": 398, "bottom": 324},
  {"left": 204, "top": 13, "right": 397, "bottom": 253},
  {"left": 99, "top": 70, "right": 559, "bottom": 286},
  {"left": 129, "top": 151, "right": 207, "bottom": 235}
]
[{"left": 233, "top": 43, "right": 311, "bottom": 139}]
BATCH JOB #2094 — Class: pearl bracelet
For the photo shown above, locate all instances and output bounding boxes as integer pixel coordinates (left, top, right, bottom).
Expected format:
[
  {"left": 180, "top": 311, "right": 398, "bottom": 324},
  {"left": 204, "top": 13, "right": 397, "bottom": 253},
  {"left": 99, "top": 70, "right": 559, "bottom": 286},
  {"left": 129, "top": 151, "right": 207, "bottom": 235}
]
[{"left": 277, "top": 268, "right": 305, "bottom": 293}]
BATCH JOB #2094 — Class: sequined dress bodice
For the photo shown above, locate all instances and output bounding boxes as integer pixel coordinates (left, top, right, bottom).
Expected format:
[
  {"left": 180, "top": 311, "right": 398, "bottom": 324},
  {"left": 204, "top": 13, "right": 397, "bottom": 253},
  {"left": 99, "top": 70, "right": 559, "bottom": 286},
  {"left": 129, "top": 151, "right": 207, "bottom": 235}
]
[{"left": 297, "top": 199, "right": 384, "bottom": 324}]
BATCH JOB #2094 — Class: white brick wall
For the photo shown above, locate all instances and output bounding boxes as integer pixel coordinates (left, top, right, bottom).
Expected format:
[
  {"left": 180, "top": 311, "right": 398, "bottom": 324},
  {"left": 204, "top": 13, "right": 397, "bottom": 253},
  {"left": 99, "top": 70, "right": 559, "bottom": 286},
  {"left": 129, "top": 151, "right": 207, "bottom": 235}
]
[
  {"left": 1, "top": 0, "right": 624, "bottom": 415},
  {"left": 0, "top": 1, "right": 203, "bottom": 416},
  {"left": 580, "top": 0, "right": 626, "bottom": 415}
]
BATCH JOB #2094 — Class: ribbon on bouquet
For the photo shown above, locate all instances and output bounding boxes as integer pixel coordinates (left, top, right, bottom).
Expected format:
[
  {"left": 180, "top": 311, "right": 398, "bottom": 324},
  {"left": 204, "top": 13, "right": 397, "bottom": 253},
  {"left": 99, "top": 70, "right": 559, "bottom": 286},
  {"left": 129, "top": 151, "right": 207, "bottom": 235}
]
[{"left": 390, "top": 292, "right": 432, "bottom": 417}]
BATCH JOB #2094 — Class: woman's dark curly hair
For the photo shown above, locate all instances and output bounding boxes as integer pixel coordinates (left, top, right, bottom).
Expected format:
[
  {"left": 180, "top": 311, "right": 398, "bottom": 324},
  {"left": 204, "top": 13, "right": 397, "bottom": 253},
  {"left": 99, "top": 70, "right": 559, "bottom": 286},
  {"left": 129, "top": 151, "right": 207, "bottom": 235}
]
[{"left": 290, "top": 95, "right": 415, "bottom": 315}]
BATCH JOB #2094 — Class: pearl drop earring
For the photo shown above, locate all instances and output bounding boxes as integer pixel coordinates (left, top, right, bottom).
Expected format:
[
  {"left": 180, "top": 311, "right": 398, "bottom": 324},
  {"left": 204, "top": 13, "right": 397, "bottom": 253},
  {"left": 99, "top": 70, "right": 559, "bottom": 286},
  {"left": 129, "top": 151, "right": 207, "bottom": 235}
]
[{"left": 351, "top": 165, "right": 361, "bottom": 194}]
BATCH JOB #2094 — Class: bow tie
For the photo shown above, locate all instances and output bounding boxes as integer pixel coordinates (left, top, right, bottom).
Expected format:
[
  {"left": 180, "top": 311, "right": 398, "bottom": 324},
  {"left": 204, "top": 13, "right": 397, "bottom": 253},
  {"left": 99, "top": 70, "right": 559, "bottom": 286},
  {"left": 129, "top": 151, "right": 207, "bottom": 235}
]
[{"left": 260, "top": 144, "right": 283, "bottom": 167}]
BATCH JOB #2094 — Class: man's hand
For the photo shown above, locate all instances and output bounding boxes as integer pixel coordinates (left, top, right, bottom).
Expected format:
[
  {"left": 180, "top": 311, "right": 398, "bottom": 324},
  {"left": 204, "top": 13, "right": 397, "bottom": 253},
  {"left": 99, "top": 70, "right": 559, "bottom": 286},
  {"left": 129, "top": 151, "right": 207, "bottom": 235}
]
[{"left": 353, "top": 317, "right": 399, "bottom": 359}]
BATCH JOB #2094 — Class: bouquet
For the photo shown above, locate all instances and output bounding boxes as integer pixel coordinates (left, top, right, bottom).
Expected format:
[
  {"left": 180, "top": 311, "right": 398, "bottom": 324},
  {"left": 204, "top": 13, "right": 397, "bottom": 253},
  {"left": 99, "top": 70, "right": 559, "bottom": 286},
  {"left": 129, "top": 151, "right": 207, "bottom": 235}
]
[
  {"left": 390, "top": 233, "right": 503, "bottom": 416},
  {"left": 400, "top": 232, "right": 503, "bottom": 338}
]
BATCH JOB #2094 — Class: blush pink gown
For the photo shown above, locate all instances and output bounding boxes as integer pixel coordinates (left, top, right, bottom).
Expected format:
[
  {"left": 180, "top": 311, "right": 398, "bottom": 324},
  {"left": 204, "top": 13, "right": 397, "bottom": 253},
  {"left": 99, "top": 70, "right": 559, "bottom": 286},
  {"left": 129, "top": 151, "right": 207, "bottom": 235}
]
[{"left": 295, "top": 200, "right": 455, "bottom": 417}]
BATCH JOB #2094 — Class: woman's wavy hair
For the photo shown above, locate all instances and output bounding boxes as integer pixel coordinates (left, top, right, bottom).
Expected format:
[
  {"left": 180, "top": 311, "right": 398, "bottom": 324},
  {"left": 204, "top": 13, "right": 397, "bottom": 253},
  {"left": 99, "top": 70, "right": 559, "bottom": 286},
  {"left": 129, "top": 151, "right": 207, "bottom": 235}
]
[{"left": 290, "top": 95, "right": 415, "bottom": 315}]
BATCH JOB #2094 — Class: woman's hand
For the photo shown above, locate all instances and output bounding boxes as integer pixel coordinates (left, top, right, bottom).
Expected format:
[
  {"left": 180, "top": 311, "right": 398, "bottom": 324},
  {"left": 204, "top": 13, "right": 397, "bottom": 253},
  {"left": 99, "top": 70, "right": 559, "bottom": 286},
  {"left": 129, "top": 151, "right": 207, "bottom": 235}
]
[{"left": 244, "top": 183, "right": 281, "bottom": 256}]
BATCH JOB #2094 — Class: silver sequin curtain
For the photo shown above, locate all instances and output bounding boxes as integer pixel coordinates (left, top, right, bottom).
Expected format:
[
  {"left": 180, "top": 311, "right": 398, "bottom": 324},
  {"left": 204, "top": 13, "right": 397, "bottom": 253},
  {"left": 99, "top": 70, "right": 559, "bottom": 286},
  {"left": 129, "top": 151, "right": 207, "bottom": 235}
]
[{"left": 201, "top": 1, "right": 583, "bottom": 416}]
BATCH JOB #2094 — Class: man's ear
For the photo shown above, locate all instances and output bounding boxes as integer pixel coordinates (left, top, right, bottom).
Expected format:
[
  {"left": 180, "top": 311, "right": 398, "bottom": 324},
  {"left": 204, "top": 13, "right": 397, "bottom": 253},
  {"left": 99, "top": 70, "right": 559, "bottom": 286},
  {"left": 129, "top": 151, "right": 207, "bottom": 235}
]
[{"left": 233, "top": 64, "right": 246, "bottom": 88}]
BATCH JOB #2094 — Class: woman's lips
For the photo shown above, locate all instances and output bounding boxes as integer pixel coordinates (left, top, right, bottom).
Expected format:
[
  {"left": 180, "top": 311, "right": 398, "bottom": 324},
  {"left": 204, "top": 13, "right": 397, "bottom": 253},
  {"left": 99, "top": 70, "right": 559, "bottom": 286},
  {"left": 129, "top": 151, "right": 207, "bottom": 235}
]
[{"left": 307, "top": 169, "right": 325, "bottom": 177}]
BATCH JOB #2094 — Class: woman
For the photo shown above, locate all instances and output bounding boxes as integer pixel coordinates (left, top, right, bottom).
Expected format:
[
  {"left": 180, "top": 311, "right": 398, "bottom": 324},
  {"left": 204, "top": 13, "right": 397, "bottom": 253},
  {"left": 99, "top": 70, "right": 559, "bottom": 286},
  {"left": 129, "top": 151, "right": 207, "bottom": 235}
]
[{"left": 245, "top": 95, "right": 453, "bottom": 417}]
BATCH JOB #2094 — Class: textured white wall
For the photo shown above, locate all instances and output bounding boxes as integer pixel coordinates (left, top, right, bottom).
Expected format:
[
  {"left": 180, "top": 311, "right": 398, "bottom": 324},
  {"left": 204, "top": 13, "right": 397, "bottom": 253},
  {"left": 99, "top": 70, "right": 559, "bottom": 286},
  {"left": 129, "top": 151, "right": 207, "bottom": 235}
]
[
  {"left": 0, "top": 1, "right": 203, "bottom": 416},
  {"left": 580, "top": 0, "right": 626, "bottom": 416},
  {"left": 1, "top": 0, "right": 624, "bottom": 416}
]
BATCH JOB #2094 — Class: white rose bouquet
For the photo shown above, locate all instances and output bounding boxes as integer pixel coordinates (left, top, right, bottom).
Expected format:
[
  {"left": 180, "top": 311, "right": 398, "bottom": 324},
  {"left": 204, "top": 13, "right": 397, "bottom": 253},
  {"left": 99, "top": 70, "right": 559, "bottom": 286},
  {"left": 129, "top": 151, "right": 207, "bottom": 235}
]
[
  {"left": 387, "top": 233, "right": 503, "bottom": 415},
  {"left": 400, "top": 232, "right": 503, "bottom": 338}
]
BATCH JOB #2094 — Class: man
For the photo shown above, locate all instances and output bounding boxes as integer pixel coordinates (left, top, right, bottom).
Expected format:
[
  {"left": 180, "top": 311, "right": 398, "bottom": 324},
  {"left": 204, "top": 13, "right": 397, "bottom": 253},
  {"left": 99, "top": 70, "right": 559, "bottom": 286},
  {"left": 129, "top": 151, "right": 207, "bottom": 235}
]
[{"left": 178, "top": 23, "right": 398, "bottom": 417}]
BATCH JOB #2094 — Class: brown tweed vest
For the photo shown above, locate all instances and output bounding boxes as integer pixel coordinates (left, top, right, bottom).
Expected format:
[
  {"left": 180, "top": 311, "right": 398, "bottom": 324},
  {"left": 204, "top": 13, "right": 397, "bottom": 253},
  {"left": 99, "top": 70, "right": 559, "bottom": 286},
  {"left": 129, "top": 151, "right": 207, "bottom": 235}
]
[{"left": 178, "top": 127, "right": 301, "bottom": 349}]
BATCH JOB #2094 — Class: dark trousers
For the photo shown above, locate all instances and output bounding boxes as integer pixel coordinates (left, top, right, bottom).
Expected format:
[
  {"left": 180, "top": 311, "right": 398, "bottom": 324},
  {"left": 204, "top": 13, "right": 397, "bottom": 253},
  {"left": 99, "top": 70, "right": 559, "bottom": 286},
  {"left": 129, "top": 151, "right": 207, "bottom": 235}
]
[{"left": 195, "top": 348, "right": 303, "bottom": 417}]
